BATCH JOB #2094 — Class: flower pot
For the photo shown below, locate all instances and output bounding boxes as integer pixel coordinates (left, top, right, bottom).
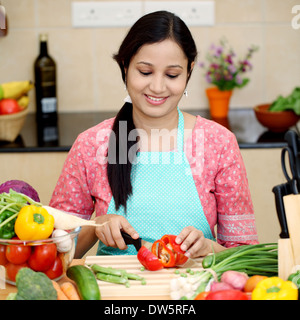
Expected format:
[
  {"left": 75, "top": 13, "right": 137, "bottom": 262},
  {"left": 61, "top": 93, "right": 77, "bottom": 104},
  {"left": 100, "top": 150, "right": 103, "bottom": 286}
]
[{"left": 206, "top": 87, "right": 233, "bottom": 118}]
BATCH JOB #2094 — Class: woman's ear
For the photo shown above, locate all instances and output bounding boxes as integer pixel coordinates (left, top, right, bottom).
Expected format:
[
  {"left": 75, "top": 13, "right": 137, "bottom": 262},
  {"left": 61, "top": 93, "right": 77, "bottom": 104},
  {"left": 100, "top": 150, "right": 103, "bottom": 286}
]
[{"left": 187, "top": 61, "right": 195, "bottom": 83}]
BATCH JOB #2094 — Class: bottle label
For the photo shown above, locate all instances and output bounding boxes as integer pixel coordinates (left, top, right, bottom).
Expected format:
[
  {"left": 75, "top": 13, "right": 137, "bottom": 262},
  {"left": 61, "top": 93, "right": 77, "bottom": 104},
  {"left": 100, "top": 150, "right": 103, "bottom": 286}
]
[{"left": 41, "top": 97, "right": 57, "bottom": 113}]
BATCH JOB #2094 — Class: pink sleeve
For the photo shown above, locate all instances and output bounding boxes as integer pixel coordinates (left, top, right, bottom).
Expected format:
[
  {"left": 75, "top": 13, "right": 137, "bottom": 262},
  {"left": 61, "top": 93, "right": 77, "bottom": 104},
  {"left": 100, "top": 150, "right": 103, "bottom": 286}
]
[
  {"left": 215, "top": 133, "right": 258, "bottom": 247},
  {"left": 49, "top": 134, "right": 95, "bottom": 220}
]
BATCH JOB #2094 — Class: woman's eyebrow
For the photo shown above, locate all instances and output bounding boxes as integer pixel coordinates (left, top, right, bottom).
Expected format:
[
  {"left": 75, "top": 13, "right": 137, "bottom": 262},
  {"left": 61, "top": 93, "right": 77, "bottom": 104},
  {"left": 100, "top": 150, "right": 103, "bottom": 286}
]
[{"left": 137, "top": 61, "right": 183, "bottom": 69}]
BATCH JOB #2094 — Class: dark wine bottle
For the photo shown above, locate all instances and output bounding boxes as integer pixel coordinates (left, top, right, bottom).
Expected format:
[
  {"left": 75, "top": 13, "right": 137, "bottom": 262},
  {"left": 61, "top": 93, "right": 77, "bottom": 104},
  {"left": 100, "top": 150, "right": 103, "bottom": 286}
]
[{"left": 34, "top": 33, "right": 57, "bottom": 122}]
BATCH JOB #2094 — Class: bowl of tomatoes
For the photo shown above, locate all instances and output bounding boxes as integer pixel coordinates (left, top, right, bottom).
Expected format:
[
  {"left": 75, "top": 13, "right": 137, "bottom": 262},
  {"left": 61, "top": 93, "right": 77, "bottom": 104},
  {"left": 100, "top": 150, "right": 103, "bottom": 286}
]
[{"left": 0, "top": 227, "right": 80, "bottom": 285}]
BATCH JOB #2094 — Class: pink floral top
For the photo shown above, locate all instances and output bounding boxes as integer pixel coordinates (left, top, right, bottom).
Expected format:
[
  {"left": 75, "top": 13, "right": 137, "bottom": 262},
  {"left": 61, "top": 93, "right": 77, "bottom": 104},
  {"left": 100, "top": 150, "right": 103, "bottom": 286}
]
[{"left": 50, "top": 115, "right": 259, "bottom": 248}]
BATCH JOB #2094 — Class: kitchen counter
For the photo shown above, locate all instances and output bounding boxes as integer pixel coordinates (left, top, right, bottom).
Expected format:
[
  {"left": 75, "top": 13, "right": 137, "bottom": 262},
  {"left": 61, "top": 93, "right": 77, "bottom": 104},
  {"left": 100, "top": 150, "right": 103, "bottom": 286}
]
[{"left": 1, "top": 108, "right": 298, "bottom": 152}]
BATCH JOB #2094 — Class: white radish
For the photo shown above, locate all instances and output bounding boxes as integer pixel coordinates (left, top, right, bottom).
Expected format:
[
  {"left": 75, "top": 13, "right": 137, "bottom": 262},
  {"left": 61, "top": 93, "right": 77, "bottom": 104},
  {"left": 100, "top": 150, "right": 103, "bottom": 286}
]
[{"left": 43, "top": 205, "right": 107, "bottom": 230}]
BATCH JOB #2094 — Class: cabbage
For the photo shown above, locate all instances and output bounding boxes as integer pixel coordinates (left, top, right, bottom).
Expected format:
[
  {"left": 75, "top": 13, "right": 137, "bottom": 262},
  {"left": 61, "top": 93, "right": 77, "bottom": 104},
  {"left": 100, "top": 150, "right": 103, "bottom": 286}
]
[{"left": 0, "top": 180, "right": 40, "bottom": 202}]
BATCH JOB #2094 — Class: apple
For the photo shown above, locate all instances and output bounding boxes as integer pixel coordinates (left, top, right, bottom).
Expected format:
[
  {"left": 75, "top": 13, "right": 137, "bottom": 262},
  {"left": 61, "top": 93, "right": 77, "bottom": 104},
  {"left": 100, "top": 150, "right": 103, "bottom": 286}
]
[{"left": 0, "top": 99, "right": 21, "bottom": 115}]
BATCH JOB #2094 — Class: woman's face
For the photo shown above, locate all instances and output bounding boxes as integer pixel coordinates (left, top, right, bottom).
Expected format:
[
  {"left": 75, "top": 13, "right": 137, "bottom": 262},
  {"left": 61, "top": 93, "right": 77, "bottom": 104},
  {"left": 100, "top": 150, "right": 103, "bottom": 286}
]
[{"left": 126, "top": 39, "right": 192, "bottom": 120}]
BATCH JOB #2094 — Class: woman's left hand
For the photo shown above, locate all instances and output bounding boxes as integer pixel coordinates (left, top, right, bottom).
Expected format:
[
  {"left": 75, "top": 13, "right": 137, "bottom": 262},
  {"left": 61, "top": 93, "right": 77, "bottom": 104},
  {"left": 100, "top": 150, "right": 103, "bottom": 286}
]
[{"left": 175, "top": 226, "right": 212, "bottom": 258}]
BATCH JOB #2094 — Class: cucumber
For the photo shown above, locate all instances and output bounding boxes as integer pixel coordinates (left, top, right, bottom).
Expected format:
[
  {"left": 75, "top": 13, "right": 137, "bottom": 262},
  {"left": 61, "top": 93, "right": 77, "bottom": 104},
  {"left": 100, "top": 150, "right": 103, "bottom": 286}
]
[
  {"left": 202, "top": 245, "right": 248, "bottom": 269},
  {"left": 66, "top": 265, "right": 101, "bottom": 300}
]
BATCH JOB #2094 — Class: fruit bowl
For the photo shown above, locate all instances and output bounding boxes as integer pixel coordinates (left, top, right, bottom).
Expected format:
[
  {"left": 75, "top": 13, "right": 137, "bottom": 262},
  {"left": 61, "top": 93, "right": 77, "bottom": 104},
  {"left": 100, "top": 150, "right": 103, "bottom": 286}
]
[
  {"left": 0, "top": 227, "right": 80, "bottom": 285},
  {"left": 0, "top": 107, "right": 29, "bottom": 142},
  {"left": 254, "top": 104, "right": 300, "bottom": 132}
]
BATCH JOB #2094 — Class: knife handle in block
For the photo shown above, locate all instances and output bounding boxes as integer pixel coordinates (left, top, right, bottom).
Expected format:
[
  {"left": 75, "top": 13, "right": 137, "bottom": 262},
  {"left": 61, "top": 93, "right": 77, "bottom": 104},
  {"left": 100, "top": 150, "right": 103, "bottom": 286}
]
[{"left": 121, "top": 231, "right": 142, "bottom": 251}]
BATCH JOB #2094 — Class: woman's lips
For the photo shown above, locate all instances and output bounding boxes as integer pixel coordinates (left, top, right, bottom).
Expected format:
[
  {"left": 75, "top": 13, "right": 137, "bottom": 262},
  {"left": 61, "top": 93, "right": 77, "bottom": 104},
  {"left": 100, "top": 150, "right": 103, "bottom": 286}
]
[{"left": 145, "top": 94, "right": 168, "bottom": 105}]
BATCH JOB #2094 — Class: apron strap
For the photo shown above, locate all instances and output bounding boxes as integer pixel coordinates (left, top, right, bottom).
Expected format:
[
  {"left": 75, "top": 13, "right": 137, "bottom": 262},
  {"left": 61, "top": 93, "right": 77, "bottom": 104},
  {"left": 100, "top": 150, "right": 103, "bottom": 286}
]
[{"left": 177, "top": 107, "right": 184, "bottom": 153}]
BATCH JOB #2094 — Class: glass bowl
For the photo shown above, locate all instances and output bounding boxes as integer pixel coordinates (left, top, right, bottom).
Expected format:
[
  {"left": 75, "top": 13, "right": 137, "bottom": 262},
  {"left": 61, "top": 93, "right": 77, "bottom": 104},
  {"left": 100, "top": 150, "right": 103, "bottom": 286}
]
[{"left": 0, "top": 227, "right": 80, "bottom": 285}]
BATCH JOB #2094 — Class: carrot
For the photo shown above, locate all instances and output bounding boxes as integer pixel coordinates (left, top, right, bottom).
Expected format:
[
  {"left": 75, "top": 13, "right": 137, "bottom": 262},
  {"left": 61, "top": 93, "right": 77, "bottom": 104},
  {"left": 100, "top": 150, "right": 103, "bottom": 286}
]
[
  {"left": 60, "top": 281, "right": 81, "bottom": 300},
  {"left": 51, "top": 281, "right": 69, "bottom": 300}
]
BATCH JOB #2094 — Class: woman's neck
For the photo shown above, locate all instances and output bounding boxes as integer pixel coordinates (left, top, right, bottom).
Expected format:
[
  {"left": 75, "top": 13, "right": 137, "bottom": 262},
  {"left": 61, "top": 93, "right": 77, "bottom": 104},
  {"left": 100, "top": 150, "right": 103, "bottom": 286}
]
[{"left": 132, "top": 107, "right": 179, "bottom": 152}]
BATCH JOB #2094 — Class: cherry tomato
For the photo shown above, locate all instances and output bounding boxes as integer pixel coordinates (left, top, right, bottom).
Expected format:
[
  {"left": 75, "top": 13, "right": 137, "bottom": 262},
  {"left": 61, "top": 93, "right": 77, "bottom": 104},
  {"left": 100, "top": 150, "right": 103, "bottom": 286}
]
[
  {"left": 28, "top": 243, "right": 57, "bottom": 271},
  {"left": 44, "top": 255, "right": 63, "bottom": 279},
  {"left": 6, "top": 262, "right": 28, "bottom": 282},
  {"left": 6, "top": 243, "right": 31, "bottom": 264},
  {"left": 0, "top": 244, "right": 8, "bottom": 266},
  {"left": 0, "top": 98, "right": 20, "bottom": 115}
]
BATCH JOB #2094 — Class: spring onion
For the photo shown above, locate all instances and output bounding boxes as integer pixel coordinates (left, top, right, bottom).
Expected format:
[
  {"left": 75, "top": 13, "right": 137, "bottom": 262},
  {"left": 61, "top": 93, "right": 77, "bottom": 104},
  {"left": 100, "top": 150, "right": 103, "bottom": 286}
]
[{"left": 170, "top": 243, "right": 278, "bottom": 300}]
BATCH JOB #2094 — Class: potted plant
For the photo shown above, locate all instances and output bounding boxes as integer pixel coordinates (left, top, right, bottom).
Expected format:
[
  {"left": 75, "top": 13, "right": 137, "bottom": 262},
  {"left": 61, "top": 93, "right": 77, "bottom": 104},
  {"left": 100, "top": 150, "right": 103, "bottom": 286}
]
[{"left": 200, "top": 38, "right": 258, "bottom": 118}]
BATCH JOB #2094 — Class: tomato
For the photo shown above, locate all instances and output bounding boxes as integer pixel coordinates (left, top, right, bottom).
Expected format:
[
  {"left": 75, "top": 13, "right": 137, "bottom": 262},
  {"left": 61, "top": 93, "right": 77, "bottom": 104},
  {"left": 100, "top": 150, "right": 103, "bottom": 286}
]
[
  {"left": 6, "top": 243, "right": 31, "bottom": 264},
  {"left": 0, "top": 244, "right": 8, "bottom": 266},
  {"left": 0, "top": 98, "right": 20, "bottom": 115},
  {"left": 244, "top": 275, "right": 268, "bottom": 293},
  {"left": 44, "top": 255, "right": 63, "bottom": 279},
  {"left": 6, "top": 262, "right": 28, "bottom": 282},
  {"left": 28, "top": 243, "right": 57, "bottom": 271}
]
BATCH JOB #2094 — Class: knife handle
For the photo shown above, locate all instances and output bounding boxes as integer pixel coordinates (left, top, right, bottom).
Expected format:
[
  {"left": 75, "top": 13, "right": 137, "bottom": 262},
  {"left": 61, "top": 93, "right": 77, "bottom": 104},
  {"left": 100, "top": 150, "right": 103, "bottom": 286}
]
[
  {"left": 121, "top": 231, "right": 142, "bottom": 251},
  {"left": 272, "top": 184, "right": 290, "bottom": 239}
]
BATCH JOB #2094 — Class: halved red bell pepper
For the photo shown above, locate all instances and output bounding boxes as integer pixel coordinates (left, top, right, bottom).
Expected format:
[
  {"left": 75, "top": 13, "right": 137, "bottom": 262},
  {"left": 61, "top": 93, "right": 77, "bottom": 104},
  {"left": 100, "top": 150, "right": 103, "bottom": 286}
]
[
  {"left": 151, "top": 234, "right": 188, "bottom": 268},
  {"left": 137, "top": 246, "right": 163, "bottom": 271}
]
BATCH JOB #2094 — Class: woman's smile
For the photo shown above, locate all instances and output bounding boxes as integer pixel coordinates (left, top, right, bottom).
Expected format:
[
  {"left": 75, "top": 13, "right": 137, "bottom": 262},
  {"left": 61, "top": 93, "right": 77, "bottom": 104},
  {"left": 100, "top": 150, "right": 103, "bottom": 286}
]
[{"left": 144, "top": 94, "right": 169, "bottom": 105}]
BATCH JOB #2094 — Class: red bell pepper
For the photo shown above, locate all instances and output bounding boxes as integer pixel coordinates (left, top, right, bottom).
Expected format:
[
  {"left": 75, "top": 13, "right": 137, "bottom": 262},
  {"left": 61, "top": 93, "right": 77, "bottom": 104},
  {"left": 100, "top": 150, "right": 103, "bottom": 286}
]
[
  {"left": 137, "top": 246, "right": 163, "bottom": 271},
  {"left": 151, "top": 234, "right": 188, "bottom": 268},
  {"left": 205, "top": 290, "right": 249, "bottom": 300}
]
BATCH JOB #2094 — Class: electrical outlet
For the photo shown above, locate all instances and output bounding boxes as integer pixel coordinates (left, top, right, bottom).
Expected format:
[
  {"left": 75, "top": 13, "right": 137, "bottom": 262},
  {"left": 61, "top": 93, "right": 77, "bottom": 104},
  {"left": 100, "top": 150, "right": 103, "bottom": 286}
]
[
  {"left": 72, "top": 1, "right": 143, "bottom": 28},
  {"left": 144, "top": 1, "right": 215, "bottom": 26}
]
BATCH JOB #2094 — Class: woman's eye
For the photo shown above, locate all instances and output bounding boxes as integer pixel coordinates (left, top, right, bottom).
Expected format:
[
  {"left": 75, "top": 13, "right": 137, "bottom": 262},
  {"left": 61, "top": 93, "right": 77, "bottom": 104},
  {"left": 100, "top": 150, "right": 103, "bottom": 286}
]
[
  {"left": 167, "top": 74, "right": 179, "bottom": 79},
  {"left": 139, "top": 71, "right": 151, "bottom": 76}
]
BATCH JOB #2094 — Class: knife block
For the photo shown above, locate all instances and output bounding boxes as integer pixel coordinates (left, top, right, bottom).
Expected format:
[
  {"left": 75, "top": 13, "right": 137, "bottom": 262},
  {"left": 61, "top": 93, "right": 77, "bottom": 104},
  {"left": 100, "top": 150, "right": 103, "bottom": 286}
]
[
  {"left": 278, "top": 238, "right": 295, "bottom": 280},
  {"left": 280, "top": 194, "right": 300, "bottom": 278}
]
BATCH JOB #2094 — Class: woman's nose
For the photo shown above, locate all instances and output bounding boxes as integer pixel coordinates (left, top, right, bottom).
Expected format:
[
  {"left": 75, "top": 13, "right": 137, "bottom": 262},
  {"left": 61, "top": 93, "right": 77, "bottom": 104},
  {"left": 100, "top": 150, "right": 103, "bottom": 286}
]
[{"left": 149, "top": 74, "right": 166, "bottom": 94}]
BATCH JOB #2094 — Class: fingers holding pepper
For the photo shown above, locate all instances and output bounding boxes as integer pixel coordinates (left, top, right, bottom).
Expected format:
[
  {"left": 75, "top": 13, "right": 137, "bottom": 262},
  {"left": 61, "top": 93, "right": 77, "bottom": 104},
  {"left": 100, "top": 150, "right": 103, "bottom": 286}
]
[{"left": 175, "top": 226, "right": 211, "bottom": 259}]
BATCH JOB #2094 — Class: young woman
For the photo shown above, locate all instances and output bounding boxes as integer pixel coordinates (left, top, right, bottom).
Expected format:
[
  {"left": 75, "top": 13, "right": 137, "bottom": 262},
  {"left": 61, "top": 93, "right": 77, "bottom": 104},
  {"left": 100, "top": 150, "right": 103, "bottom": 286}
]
[{"left": 50, "top": 11, "right": 258, "bottom": 258}]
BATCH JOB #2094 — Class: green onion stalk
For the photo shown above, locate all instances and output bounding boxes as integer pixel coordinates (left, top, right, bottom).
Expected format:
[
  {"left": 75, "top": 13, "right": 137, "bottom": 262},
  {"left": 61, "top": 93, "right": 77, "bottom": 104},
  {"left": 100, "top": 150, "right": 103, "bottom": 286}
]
[{"left": 181, "top": 243, "right": 278, "bottom": 300}]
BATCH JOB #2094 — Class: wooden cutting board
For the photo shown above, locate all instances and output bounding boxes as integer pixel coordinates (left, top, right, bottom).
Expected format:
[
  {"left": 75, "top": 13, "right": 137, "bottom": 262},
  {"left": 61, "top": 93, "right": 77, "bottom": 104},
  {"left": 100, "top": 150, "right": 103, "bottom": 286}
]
[{"left": 85, "top": 255, "right": 203, "bottom": 300}]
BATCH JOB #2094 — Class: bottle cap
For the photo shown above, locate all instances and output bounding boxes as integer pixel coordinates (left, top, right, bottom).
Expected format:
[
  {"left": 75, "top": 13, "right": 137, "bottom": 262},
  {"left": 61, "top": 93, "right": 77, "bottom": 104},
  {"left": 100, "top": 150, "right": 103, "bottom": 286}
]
[{"left": 39, "top": 33, "right": 48, "bottom": 42}]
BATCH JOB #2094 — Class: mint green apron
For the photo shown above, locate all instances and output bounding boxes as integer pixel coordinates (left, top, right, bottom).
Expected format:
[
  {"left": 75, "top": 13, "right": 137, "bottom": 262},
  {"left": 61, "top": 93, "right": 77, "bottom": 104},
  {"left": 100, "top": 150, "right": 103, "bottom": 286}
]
[{"left": 97, "top": 108, "right": 214, "bottom": 255}]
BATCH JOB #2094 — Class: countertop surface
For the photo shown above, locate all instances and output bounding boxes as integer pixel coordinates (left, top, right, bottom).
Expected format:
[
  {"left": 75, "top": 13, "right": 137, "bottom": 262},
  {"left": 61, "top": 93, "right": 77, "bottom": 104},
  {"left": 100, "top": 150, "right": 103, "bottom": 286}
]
[{"left": 0, "top": 108, "right": 299, "bottom": 152}]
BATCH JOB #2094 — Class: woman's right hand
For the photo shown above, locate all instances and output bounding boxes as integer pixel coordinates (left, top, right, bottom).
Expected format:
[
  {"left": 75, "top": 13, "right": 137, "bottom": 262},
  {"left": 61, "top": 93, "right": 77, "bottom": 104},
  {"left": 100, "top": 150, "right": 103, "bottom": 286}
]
[{"left": 94, "top": 214, "right": 139, "bottom": 250}]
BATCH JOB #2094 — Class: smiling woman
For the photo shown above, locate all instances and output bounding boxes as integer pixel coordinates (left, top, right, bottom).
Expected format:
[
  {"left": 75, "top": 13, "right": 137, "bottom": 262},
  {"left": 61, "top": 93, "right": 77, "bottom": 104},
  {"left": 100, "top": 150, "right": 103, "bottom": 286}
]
[{"left": 50, "top": 11, "right": 258, "bottom": 260}]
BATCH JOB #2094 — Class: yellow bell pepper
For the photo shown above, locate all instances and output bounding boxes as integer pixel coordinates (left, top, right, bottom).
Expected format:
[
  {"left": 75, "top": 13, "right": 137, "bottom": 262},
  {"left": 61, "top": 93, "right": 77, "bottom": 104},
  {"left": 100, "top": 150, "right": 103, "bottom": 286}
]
[
  {"left": 252, "top": 276, "right": 298, "bottom": 300},
  {"left": 14, "top": 205, "right": 54, "bottom": 240}
]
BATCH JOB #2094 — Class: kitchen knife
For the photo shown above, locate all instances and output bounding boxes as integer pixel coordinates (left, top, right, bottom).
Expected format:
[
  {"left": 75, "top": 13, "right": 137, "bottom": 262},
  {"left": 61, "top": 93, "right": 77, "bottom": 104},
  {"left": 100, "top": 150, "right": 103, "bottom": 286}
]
[
  {"left": 272, "top": 183, "right": 290, "bottom": 238},
  {"left": 121, "top": 231, "right": 152, "bottom": 251}
]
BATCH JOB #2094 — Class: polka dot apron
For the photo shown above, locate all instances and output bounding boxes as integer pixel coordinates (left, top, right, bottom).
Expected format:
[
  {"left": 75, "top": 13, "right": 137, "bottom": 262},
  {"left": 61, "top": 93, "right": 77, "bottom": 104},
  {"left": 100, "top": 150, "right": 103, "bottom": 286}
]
[{"left": 97, "top": 108, "right": 214, "bottom": 255}]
